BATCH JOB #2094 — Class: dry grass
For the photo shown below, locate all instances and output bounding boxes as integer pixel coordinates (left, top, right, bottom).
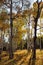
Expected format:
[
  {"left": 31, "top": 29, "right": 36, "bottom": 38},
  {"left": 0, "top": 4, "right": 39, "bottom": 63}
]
[{"left": 0, "top": 49, "right": 43, "bottom": 65}]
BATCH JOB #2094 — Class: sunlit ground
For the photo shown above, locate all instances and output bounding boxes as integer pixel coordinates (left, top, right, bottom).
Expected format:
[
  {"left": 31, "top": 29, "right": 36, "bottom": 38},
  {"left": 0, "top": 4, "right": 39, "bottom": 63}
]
[{"left": 0, "top": 49, "right": 43, "bottom": 65}]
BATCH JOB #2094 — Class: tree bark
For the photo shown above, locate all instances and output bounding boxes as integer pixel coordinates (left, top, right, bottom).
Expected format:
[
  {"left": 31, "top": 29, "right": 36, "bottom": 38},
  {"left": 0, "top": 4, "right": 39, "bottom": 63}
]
[
  {"left": 9, "top": 0, "right": 13, "bottom": 59},
  {"left": 32, "top": 0, "right": 40, "bottom": 59},
  {"left": 32, "top": 18, "right": 37, "bottom": 59}
]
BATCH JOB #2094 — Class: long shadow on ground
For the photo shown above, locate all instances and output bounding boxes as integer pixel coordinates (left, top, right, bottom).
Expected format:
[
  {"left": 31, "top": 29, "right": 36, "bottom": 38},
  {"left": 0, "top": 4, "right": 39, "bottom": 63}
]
[{"left": 28, "top": 58, "right": 35, "bottom": 65}]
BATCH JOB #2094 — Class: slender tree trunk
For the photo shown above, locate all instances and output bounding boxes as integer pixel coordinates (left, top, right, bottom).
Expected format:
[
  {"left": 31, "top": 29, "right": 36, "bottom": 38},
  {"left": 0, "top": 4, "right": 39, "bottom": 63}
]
[
  {"left": 9, "top": 0, "right": 13, "bottom": 59},
  {"left": 32, "top": 19, "right": 37, "bottom": 59}
]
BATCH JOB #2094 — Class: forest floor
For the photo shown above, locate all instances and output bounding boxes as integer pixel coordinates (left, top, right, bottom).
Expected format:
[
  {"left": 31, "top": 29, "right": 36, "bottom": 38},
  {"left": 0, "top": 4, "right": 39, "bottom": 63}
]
[{"left": 0, "top": 49, "right": 43, "bottom": 65}]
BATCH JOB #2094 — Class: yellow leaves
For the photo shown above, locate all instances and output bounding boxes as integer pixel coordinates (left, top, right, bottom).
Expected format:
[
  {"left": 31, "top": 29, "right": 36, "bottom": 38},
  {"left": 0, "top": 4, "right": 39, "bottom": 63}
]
[
  {"left": 0, "top": 12, "right": 8, "bottom": 20},
  {"left": 40, "top": 13, "right": 43, "bottom": 18},
  {"left": 40, "top": 2, "right": 43, "bottom": 9},
  {"left": 18, "top": 30, "right": 27, "bottom": 35},
  {"left": 16, "top": 13, "right": 22, "bottom": 18},
  {"left": 32, "top": 2, "right": 43, "bottom": 19},
  {"left": 13, "top": 18, "right": 24, "bottom": 28},
  {"left": 32, "top": 2, "right": 39, "bottom": 18},
  {"left": 13, "top": 32, "right": 22, "bottom": 44},
  {"left": 0, "top": 21, "right": 3, "bottom": 29},
  {"left": 13, "top": 14, "right": 27, "bottom": 44},
  {"left": 0, "top": 20, "right": 10, "bottom": 30},
  {"left": 33, "top": 2, "right": 38, "bottom": 12},
  {"left": 13, "top": 20, "right": 17, "bottom": 27},
  {"left": 0, "top": 10, "right": 10, "bottom": 30},
  {"left": 32, "top": 2, "right": 43, "bottom": 18},
  {"left": 13, "top": 37, "right": 21, "bottom": 44},
  {"left": 3, "top": 23, "right": 10, "bottom": 30},
  {"left": 31, "top": 11, "right": 37, "bottom": 18},
  {"left": 17, "top": 19, "right": 24, "bottom": 26},
  {"left": 40, "top": 9, "right": 43, "bottom": 18},
  {"left": 23, "top": 10, "right": 29, "bottom": 15},
  {"left": 23, "top": 10, "right": 31, "bottom": 17}
]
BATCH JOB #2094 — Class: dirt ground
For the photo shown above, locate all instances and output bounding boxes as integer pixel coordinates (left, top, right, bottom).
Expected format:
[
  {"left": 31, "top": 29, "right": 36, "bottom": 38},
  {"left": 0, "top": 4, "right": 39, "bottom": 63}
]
[{"left": 0, "top": 49, "right": 43, "bottom": 65}]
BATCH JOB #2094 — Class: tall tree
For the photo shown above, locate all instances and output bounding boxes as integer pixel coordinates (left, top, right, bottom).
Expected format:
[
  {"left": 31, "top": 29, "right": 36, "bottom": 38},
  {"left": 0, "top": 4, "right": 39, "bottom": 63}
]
[{"left": 32, "top": 0, "right": 43, "bottom": 59}]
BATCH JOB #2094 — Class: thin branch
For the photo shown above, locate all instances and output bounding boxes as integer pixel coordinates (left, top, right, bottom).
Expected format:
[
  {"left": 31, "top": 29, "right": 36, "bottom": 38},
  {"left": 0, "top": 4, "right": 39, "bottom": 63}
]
[
  {"left": 3, "top": 2, "right": 10, "bottom": 8},
  {"left": 12, "top": 1, "right": 20, "bottom": 4}
]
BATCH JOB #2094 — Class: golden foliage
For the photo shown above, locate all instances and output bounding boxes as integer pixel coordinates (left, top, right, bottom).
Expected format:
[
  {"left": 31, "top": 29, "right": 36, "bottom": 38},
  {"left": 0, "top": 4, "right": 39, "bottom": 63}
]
[
  {"left": 31, "top": 10, "right": 37, "bottom": 18},
  {"left": 33, "top": 2, "right": 38, "bottom": 12},
  {"left": 13, "top": 16, "right": 27, "bottom": 44},
  {"left": 3, "top": 23, "right": 10, "bottom": 30},
  {"left": 0, "top": 20, "right": 10, "bottom": 30},
  {"left": 40, "top": 9, "right": 43, "bottom": 18},
  {"left": 40, "top": 2, "right": 43, "bottom": 9},
  {"left": 0, "top": 12, "right": 8, "bottom": 20},
  {"left": 0, "top": 21, "right": 3, "bottom": 29}
]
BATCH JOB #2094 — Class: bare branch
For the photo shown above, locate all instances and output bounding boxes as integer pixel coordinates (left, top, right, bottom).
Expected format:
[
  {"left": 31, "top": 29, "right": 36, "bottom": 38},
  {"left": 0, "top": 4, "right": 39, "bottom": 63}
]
[{"left": 3, "top": 2, "right": 10, "bottom": 8}]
